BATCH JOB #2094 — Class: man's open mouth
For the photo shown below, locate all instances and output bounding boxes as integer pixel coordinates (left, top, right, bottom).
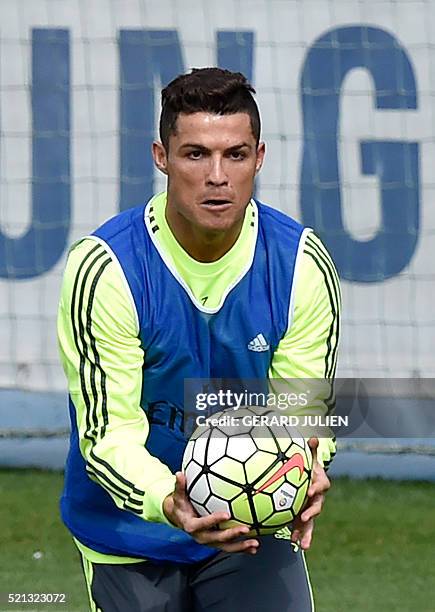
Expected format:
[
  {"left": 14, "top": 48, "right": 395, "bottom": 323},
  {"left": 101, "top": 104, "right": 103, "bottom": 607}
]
[{"left": 202, "top": 199, "right": 231, "bottom": 206}]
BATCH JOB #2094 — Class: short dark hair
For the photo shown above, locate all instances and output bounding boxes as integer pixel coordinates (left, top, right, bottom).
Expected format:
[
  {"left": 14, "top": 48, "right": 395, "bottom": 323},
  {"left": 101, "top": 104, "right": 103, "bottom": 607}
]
[{"left": 159, "top": 67, "right": 261, "bottom": 150}]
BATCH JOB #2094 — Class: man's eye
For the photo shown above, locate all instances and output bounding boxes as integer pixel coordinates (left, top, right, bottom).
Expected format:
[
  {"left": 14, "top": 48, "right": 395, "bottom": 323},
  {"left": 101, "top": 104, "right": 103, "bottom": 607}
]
[
  {"left": 230, "top": 152, "right": 245, "bottom": 160},
  {"left": 188, "top": 150, "right": 203, "bottom": 159}
]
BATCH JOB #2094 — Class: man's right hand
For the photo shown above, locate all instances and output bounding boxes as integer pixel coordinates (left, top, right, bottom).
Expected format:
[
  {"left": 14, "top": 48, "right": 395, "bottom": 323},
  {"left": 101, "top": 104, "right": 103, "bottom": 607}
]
[{"left": 163, "top": 472, "right": 259, "bottom": 555}]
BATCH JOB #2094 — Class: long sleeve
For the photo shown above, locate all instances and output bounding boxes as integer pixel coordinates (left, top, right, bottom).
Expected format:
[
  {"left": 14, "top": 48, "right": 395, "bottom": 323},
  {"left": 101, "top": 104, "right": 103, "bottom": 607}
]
[
  {"left": 57, "top": 238, "right": 176, "bottom": 524},
  {"left": 269, "top": 232, "right": 341, "bottom": 469}
]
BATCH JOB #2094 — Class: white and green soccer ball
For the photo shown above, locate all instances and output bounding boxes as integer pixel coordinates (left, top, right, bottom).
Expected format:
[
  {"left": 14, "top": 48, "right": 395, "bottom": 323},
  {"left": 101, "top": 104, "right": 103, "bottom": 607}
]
[{"left": 182, "top": 406, "right": 312, "bottom": 535}]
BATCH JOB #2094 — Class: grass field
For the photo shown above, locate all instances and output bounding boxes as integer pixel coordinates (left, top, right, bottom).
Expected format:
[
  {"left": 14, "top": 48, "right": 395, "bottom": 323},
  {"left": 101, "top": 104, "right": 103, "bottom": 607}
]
[{"left": 0, "top": 470, "right": 434, "bottom": 612}]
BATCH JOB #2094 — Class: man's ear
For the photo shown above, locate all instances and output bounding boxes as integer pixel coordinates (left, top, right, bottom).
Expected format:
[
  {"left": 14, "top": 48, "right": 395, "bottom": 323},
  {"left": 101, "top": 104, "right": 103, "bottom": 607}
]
[
  {"left": 255, "top": 142, "right": 266, "bottom": 174},
  {"left": 152, "top": 141, "right": 168, "bottom": 175}
]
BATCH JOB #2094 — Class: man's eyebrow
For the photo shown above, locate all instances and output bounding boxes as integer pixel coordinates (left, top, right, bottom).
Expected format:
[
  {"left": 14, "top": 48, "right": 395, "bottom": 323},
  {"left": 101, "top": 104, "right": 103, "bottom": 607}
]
[
  {"left": 179, "top": 143, "right": 209, "bottom": 151},
  {"left": 226, "top": 143, "right": 252, "bottom": 151},
  {"left": 179, "top": 142, "right": 252, "bottom": 151}
]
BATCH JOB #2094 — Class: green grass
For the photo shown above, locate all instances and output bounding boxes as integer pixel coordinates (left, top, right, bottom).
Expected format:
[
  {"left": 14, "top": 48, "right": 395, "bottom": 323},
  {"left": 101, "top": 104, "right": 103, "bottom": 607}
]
[
  {"left": 0, "top": 471, "right": 434, "bottom": 611},
  {"left": 307, "top": 478, "right": 435, "bottom": 611},
  {"left": 0, "top": 470, "right": 87, "bottom": 612}
]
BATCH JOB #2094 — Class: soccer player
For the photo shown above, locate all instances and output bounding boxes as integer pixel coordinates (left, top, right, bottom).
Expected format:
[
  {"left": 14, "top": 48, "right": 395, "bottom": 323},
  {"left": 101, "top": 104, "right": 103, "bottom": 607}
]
[{"left": 57, "top": 68, "right": 340, "bottom": 611}]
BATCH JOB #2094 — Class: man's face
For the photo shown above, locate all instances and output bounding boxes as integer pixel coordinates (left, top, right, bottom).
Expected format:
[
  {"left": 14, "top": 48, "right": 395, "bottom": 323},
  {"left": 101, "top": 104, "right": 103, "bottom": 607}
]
[{"left": 153, "top": 112, "right": 265, "bottom": 236}]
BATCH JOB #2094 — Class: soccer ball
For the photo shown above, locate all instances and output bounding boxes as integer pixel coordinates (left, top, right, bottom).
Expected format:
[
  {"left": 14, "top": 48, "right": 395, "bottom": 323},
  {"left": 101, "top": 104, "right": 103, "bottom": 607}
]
[{"left": 182, "top": 406, "right": 312, "bottom": 535}]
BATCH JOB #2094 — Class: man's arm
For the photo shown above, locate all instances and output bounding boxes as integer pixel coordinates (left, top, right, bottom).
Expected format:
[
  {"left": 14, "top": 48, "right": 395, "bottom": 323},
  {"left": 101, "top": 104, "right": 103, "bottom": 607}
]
[
  {"left": 57, "top": 238, "right": 176, "bottom": 524},
  {"left": 269, "top": 231, "right": 341, "bottom": 467},
  {"left": 269, "top": 231, "right": 341, "bottom": 548}
]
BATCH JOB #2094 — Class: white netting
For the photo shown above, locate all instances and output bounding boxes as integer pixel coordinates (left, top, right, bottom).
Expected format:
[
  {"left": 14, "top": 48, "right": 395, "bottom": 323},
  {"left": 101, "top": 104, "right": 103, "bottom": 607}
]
[{"left": 0, "top": 0, "right": 434, "bottom": 397}]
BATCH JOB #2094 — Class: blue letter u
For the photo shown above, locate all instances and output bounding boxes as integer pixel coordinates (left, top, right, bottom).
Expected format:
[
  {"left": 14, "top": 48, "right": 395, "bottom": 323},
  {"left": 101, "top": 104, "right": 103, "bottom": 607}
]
[{"left": 0, "top": 29, "right": 70, "bottom": 280}]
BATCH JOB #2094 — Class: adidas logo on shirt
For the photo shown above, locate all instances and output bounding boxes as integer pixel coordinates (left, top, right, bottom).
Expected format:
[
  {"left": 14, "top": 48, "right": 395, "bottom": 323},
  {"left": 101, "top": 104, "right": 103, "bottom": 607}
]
[{"left": 247, "top": 333, "right": 270, "bottom": 352}]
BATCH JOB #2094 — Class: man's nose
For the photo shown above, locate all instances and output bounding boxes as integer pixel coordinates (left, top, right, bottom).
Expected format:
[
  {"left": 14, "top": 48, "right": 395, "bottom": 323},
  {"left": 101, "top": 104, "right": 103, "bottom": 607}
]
[{"left": 206, "top": 156, "right": 228, "bottom": 186}]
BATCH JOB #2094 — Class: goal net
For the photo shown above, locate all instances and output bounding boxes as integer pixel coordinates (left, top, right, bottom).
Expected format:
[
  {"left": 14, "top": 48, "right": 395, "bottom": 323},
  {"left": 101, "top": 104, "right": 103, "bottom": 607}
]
[{"left": 0, "top": 0, "right": 433, "bottom": 462}]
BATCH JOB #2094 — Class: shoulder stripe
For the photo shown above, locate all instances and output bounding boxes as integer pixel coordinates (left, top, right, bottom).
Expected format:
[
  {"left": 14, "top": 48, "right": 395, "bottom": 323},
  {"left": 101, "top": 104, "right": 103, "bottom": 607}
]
[
  {"left": 85, "top": 462, "right": 142, "bottom": 505},
  {"left": 89, "top": 448, "right": 145, "bottom": 497},
  {"left": 86, "top": 466, "right": 143, "bottom": 515},
  {"left": 304, "top": 237, "right": 340, "bottom": 414},
  {"left": 309, "top": 237, "right": 341, "bottom": 382},
  {"left": 70, "top": 244, "right": 106, "bottom": 442},
  {"left": 304, "top": 235, "right": 341, "bottom": 380},
  {"left": 306, "top": 234, "right": 340, "bottom": 289},
  {"left": 322, "top": 435, "right": 337, "bottom": 472},
  {"left": 85, "top": 259, "right": 112, "bottom": 439},
  {"left": 302, "top": 248, "right": 337, "bottom": 379},
  {"left": 323, "top": 448, "right": 337, "bottom": 471},
  {"left": 76, "top": 252, "right": 111, "bottom": 442},
  {"left": 70, "top": 245, "right": 146, "bottom": 512}
]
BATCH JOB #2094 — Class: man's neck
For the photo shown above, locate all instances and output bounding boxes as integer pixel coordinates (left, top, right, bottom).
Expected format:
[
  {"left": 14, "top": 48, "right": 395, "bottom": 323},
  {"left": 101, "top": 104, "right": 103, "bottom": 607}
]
[{"left": 165, "top": 208, "right": 244, "bottom": 263}]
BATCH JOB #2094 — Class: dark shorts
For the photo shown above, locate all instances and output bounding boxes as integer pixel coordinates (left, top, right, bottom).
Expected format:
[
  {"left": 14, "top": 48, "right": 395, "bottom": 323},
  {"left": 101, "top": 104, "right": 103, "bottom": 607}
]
[{"left": 80, "top": 536, "right": 314, "bottom": 612}]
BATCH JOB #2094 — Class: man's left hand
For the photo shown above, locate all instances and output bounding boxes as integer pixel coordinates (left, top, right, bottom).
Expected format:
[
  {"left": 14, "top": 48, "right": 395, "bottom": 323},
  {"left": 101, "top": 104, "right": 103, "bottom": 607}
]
[{"left": 291, "top": 437, "right": 330, "bottom": 550}]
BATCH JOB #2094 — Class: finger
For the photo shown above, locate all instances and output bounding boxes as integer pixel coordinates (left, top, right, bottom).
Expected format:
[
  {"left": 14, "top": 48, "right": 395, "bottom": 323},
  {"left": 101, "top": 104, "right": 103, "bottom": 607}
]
[
  {"left": 308, "top": 474, "right": 330, "bottom": 497},
  {"left": 308, "top": 482, "right": 328, "bottom": 498},
  {"left": 301, "top": 496, "right": 324, "bottom": 522},
  {"left": 183, "top": 511, "right": 230, "bottom": 535},
  {"left": 308, "top": 437, "right": 319, "bottom": 461},
  {"left": 172, "top": 473, "right": 189, "bottom": 507},
  {"left": 291, "top": 528, "right": 301, "bottom": 544},
  {"left": 217, "top": 538, "right": 260, "bottom": 554},
  {"left": 174, "top": 471, "right": 187, "bottom": 494},
  {"left": 290, "top": 516, "right": 303, "bottom": 542},
  {"left": 299, "top": 519, "right": 314, "bottom": 550},
  {"left": 308, "top": 484, "right": 329, "bottom": 499},
  {"left": 196, "top": 525, "right": 250, "bottom": 546}
]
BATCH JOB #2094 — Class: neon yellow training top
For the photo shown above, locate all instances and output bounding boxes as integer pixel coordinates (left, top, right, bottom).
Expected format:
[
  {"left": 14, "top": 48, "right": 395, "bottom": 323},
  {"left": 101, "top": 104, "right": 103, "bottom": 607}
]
[{"left": 57, "top": 193, "right": 341, "bottom": 564}]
